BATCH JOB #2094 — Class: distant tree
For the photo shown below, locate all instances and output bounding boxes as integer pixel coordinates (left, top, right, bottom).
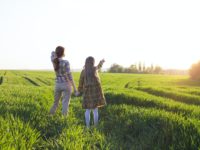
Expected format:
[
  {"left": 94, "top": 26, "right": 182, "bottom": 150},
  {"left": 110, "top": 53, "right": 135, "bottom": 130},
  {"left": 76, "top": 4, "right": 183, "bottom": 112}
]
[
  {"left": 145, "top": 67, "right": 152, "bottom": 73},
  {"left": 129, "top": 64, "right": 138, "bottom": 73},
  {"left": 108, "top": 64, "right": 124, "bottom": 73},
  {"left": 138, "top": 62, "right": 142, "bottom": 72},
  {"left": 153, "top": 66, "right": 162, "bottom": 74},
  {"left": 124, "top": 68, "right": 131, "bottom": 73},
  {"left": 142, "top": 62, "right": 146, "bottom": 72},
  {"left": 189, "top": 61, "right": 200, "bottom": 80},
  {"left": 151, "top": 64, "right": 154, "bottom": 73},
  {"left": 108, "top": 62, "right": 163, "bottom": 74}
]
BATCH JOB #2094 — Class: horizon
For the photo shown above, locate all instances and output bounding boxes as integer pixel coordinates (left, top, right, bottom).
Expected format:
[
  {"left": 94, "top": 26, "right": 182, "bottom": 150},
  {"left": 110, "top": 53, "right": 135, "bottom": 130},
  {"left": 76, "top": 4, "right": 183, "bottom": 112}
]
[
  {"left": 0, "top": 0, "right": 200, "bottom": 70},
  {"left": 0, "top": 66, "right": 190, "bottom": 72}
]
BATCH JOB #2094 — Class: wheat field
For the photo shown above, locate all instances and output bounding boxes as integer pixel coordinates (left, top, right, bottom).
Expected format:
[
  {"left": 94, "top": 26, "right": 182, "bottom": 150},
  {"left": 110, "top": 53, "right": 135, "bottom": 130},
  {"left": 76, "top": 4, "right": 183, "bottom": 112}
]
[{"left": 0, "top": 70, "right": 200, "bottom": 149}]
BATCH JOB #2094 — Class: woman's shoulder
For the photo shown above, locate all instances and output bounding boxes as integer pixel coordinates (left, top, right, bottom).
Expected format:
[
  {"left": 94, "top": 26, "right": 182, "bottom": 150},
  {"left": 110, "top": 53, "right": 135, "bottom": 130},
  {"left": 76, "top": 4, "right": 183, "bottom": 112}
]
[{"left": 61, "top": 59, "right": 70, "bottom": 65}]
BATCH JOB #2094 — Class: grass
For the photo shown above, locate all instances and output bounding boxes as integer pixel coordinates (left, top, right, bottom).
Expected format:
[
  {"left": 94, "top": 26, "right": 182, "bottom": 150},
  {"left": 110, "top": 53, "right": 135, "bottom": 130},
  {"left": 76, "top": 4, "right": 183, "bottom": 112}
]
[
  {"left": 0, "top": 70, "right": 200, "bottom": 149},
  {"left": 135, "top": 86, "right": 200, "bottom": 105}
]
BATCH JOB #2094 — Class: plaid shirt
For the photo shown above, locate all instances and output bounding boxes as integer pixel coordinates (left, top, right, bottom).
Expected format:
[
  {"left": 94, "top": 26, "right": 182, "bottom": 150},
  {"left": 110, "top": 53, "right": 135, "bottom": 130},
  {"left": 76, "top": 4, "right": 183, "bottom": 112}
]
[
  {"left": 54, "top": 58, "right": 73, "bottom": 83},
  {"left": 78, "top": 61, "right": 106, "bottom": 109}
]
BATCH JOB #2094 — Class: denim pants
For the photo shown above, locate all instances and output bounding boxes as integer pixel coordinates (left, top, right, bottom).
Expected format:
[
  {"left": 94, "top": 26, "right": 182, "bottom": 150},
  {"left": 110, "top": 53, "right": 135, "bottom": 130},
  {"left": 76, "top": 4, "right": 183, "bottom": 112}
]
[{"left": 50, "top": 82, "right": 72, "bottom": 116}]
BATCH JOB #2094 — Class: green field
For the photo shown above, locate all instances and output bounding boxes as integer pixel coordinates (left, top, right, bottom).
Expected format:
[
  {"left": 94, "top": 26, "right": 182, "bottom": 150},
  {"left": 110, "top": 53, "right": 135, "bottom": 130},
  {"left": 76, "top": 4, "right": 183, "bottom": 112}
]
[{"left": 0, "top": 70, "right": 200, "bottom": 150}]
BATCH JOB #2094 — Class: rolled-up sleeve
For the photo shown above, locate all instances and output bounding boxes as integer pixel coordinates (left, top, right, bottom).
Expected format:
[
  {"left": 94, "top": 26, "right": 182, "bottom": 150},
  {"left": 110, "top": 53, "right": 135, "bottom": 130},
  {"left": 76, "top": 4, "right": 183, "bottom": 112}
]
[{"left": 51, "top": 51, "right": 56, "bottom": 62}]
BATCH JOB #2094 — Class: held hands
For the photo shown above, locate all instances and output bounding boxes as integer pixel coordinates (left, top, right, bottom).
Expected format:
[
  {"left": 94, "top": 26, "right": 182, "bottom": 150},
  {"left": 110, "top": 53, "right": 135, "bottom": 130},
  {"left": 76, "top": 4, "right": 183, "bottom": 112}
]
[{"left": 74, "top": 90, "right": 80, "bottom": 97}]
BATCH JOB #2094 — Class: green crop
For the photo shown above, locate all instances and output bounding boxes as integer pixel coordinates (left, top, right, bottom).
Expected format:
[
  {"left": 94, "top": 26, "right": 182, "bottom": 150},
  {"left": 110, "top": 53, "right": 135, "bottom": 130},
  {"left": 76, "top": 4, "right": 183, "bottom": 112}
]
[{"left": 0, "top": 70, "right": 200, "bottom": 149}]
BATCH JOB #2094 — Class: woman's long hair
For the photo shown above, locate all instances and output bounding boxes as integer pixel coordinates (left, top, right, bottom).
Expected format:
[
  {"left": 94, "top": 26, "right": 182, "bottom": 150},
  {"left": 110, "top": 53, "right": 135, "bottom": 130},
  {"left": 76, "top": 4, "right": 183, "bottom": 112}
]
[
  {"left": 53, "top": 46, "right": 65, "bottom": 71},
  {"left": 85, "top": 56, "right": 95, "bottom": 85}
]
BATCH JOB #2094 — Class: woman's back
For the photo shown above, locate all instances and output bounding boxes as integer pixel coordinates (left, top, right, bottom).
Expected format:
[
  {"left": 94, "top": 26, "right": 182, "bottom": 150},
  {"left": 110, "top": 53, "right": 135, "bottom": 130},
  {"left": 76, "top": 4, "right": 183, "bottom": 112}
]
[{"left": 55, "top": 58, "right": 71, "bottom": 83}]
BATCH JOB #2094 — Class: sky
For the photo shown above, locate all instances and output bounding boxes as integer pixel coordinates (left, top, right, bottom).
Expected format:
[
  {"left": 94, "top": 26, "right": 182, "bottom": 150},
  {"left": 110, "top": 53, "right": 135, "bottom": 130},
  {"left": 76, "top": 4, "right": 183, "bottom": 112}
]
[{"left": 0, "top": 0, "right": 200, "bottom": 70}]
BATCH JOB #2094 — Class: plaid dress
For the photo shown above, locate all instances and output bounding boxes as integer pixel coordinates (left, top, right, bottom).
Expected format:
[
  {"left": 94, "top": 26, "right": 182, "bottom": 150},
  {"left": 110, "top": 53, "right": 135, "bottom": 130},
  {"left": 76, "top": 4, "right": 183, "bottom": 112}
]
[{"left": 78, "top": 63, "right": 106, "bottom": 109}]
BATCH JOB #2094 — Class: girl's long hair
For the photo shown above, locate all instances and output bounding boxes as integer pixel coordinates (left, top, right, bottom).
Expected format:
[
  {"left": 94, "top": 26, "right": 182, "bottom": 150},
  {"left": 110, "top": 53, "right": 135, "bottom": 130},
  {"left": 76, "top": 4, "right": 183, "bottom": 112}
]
[
  {"left": 84, "top": 56, "right": 95, "bottom": 85},
  {"left": 53, "top": 46, "right": 65, "bottom": 71}
]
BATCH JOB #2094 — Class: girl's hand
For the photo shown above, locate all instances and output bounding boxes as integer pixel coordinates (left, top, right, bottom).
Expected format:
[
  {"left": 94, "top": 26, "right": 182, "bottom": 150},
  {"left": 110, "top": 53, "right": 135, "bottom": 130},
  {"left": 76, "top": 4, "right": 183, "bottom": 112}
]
[{"left": 100, "top": 59, "right": 105, "bottom": 63}]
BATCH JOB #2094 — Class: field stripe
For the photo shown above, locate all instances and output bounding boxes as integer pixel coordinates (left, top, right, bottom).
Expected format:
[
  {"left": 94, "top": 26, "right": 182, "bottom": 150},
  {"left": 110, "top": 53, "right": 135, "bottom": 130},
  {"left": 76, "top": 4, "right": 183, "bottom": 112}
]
[
  {"left": 136, "top": 87, "right": 200, "bottom": 106},
  {"left": 105, "top": 89, "right": 200, "bottom": 119},
  {"left": 23, "top": 77, "right": 40, "bottom": 86}
]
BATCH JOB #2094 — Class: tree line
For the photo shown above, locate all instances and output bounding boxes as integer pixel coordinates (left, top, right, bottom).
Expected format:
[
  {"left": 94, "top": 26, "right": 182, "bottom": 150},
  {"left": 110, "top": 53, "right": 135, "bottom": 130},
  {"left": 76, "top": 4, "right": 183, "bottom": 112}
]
[
  {"left": 108, "top": 63, "right": 162, "bottom": 74},
  {"left": 107, "top": 60, "right": 200, "bottom": 80}
]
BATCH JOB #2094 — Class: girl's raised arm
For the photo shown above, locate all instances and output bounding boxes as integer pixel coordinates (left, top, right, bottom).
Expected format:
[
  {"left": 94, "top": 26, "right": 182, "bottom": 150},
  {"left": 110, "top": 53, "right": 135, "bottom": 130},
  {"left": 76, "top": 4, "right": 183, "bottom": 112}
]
[{"left": 96, "top": 59, "right": 105, "bottom": 70}]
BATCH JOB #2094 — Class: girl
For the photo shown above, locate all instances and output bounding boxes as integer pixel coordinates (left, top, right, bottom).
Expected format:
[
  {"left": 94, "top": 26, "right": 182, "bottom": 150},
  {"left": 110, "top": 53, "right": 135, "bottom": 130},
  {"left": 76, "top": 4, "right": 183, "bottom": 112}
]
[
  {"left": 78, "top": 56, "right": 106, "bottom": 127},
  {"left": 50, "top": 46, "right": 78, "bottom": 116}
]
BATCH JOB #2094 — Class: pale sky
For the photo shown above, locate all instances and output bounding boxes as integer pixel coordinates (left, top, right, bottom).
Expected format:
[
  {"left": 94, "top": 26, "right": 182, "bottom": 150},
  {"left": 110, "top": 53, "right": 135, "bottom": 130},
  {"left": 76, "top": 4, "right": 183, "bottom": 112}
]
[{"left": 0, "top": 0, "right": 200, "bottom": 70}]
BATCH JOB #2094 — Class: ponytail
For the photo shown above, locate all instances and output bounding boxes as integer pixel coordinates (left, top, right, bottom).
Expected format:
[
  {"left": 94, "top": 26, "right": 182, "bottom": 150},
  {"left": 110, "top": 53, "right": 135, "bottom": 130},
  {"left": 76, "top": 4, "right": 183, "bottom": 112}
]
[
  {"left": 53, "top": 58, "right": 59, "bottom": 71},
  {"left": 53, "top": 46, "right": 65, "bottom": 72}
]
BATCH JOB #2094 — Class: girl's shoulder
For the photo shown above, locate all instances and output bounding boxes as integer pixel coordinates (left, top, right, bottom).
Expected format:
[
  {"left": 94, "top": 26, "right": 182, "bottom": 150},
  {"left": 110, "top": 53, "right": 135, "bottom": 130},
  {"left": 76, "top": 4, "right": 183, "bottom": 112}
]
[
  {"left": 81, "top": 69, "right": 85, "bottom": 73},
  {"left": 80, "top": 69, "right": 85, "bottom": 76}
]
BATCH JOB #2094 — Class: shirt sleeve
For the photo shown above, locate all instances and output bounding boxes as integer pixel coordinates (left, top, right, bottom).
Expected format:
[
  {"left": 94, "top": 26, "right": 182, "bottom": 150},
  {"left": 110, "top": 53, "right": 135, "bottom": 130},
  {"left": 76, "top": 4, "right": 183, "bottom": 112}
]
[
  {"left": 51, "top": 51, "right": 56, "bottom": 62},
  {"left": 95, "top": 60, "right": 104, "bottom": 70},
  {"left": 65, "top": 61, "right": 73, "bottom": 81}
]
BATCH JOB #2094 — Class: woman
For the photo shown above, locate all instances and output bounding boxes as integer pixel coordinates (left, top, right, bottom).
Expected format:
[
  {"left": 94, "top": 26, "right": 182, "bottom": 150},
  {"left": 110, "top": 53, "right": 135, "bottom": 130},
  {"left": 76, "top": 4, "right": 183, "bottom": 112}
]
[{"left": 50, "top": 46, "right": 78, "bottom": 116}]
